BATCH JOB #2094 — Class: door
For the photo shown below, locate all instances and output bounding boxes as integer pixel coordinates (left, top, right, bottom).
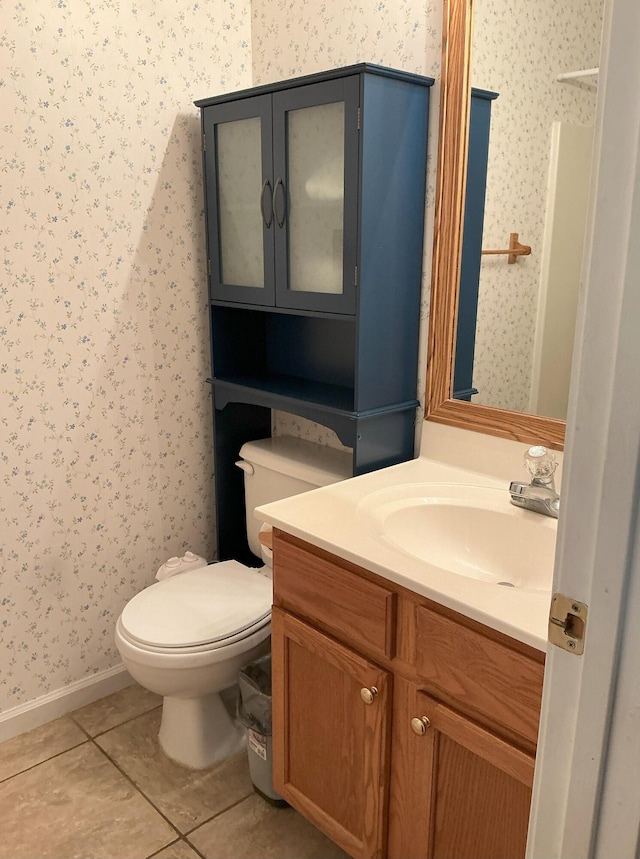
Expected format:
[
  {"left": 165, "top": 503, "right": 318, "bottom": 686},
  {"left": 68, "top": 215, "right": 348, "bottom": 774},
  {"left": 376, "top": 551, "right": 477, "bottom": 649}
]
[
  {"left": 388, "top": 678, "right": 534, "bottom": 859},
  {"left": 271, "top": 607, "right": 391, "bottom": 859},
  {"left": 527, "top": 1, "right": 640, "bottom": 856},
  {"left": 272, "top": 76, "right": 360, "bottom": 314},
  {"left": 203, "top": 95, "right": 276, "bottom": 305}
]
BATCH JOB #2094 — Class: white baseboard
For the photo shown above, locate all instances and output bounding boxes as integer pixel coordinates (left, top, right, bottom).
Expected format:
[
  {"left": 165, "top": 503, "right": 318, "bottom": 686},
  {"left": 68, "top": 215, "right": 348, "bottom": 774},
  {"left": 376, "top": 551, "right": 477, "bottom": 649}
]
[{"left": 0, "top": 664, "right": 135, "bottom": 744}]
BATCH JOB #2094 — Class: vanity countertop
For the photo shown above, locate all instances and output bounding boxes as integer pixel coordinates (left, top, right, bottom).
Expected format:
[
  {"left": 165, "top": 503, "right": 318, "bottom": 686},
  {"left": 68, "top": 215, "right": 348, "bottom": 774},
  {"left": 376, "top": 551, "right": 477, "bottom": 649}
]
[{"left": 256, "top": 425, "right": 557, "bottom": 652}]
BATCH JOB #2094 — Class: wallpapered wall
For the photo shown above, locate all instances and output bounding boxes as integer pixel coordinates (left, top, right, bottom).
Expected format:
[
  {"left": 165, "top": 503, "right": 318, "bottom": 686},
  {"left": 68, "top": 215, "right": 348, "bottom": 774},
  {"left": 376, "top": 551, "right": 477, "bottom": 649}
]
[
  {"left": 0, "top": 0, "right": 253, "bottom": 713},
  {"left": 0, "top": 0, "right": 443, "bottom": 717},
  {"left": 470, "top": 0, "right": 603, "bottom": 412}
]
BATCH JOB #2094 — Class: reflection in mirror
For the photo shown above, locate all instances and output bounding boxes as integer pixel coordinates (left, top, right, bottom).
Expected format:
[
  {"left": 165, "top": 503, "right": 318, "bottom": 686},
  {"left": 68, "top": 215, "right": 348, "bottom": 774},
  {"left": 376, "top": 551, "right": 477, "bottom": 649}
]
[
  {"left": 455, "top": 0, "right": 603, "bottom": 419},
  {"left": 426, "top": 0, "right": 603, "bottom": 449}
]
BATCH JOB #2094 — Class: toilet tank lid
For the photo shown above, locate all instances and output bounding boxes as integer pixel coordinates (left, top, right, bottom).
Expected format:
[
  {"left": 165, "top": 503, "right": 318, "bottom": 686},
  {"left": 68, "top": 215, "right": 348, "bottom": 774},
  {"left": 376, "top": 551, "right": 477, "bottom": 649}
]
[{"left": 239, "top": 437, "right": 351, "bottom": 487}]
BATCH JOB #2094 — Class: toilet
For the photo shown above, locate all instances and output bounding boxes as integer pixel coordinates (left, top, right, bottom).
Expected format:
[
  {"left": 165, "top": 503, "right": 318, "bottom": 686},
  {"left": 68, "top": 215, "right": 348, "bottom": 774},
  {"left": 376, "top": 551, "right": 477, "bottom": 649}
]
[{"left": 115, "top": 436, "right": 350, "bottom": 769}]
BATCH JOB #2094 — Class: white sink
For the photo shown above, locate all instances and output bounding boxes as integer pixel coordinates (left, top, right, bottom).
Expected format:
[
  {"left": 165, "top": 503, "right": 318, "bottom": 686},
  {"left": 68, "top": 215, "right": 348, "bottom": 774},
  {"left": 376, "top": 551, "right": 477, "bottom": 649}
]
[{"left": 357, "top": 483, "right": 556, "bottom": 591}]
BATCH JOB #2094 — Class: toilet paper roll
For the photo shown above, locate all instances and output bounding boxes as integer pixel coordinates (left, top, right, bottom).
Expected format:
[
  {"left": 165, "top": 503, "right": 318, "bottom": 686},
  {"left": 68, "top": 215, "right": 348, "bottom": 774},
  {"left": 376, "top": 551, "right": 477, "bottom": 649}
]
[{"left": 258, "top": 523, "right": 273, "bottom": 566}]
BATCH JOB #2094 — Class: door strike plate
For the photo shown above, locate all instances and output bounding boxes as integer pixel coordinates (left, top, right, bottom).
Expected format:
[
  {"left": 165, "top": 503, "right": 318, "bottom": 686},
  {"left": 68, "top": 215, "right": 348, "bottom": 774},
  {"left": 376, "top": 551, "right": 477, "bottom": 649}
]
[{"left": 548, "top": 593, "right": 588, "bottom": 655}]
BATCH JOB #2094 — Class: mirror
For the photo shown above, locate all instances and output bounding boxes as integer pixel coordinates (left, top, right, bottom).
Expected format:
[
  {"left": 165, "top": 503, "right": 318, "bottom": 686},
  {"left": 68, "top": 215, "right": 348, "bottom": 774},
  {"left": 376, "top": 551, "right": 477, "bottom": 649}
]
[{"left": 426, "top": 0, "right": 602, "bottom": 447}]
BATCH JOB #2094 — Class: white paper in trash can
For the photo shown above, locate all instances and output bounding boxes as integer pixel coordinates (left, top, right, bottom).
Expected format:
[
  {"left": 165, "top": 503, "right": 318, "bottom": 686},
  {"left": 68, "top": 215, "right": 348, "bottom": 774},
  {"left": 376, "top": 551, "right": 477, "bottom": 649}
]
[{"left": 237, "top": 654, "right": 273, "bottom": 735}]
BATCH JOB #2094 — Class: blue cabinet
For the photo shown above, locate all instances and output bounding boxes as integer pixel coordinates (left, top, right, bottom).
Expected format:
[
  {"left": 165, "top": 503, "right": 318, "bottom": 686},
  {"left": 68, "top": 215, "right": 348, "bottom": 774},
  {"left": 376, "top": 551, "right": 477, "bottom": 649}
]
[
  {"left": 453, "top": 87, "right": 498, "bottom": 401},
  {"left": 201, "top": 76, "right": 360, "bottom": 315},
  {"left": 196, "top": 65, "right": 433, "bottom": 562}
]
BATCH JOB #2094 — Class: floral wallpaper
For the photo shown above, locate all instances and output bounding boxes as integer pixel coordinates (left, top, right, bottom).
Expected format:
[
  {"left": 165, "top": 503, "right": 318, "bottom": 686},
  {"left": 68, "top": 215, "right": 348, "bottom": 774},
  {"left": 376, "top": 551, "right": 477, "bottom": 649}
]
[
  {"left": 0, "top": 0, "right": 253, "bottom": 713},
  {"left": 250, "top": 0, "right": 442, "bottom": 85},
  {"left": 0, "top": 0, "right": 443, "bottom": 721},
  {"left": 470, "top": 0, "right": 603, "bottom": 413},
  {"left": 249, "top": 0, "right": 443, "bottom": 448}
]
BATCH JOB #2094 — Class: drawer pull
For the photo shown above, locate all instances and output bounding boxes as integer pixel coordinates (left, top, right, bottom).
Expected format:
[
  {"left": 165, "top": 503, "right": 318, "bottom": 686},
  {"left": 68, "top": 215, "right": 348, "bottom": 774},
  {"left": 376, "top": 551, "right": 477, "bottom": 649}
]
[
  {"left": 360, "top": 686, "right": 379, "bottom": 705},
  {"left": 411, "top": 716, "right": 431, "bottom": 736}
]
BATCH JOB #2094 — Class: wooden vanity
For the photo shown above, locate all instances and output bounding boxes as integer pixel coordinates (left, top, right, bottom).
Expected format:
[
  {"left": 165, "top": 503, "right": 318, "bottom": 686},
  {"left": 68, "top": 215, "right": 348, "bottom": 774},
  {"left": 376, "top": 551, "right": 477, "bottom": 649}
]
[{"left": 271, "top": 529, "right": 545, "bottom": 859}]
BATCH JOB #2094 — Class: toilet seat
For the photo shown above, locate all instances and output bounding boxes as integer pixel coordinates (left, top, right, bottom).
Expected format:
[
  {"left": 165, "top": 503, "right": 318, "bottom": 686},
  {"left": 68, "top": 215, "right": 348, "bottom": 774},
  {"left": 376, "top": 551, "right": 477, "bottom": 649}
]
[
  {"left": 116, "top": 615, "right": 271, "bottom": 656},
  {"left": 119, "top": 561, "right": 272, "bottom": 653}
]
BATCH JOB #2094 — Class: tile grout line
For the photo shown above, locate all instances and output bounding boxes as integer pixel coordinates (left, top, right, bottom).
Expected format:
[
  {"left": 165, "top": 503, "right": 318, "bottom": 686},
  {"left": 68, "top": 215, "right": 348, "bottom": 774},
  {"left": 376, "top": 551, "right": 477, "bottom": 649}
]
[
  {"left": 1, "top": 701, "right": 255, "bottom": 859},
  {"left": 0, "top": 736, "right": 90, "bottom": 785},
  {"left": 69, "top": 702, "right": 163, "bottom": 739},
  {"left": 0, "top": 706, "right": 164, "bottom": 786},
  {"left": 144, "top": 834, "right": 207, "bottom": 859},
  {"left": 89, "top": 738, "right": 185, "bottom": 843},
  {"left": 143, "top": 836, "right": 183, "bottom": 859},
  {"left": 182, "top": 791, "right": 256, "bottom": 838},
  {"left": 70, "top": 718, "right": 96, "bottom": 742},
  {"left": 178, "top": 835, "right": 209, "bottom": 859},
  {"left": 90, "top": 736, "right": 254, "bottom": 849}
]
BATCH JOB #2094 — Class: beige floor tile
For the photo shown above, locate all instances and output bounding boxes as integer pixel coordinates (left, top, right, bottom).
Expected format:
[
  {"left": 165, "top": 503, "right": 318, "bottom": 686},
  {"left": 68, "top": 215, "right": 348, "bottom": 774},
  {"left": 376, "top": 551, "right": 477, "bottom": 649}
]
[
  {"left": 96, "top": 709, "right": 254, "bottom": 833},
  {"left": 190, "top": 794, "right": 350, "bottom": 859},
  {"left": 151, "top": 840, "right": 203, "bottom": 859},
  {"left": 0, "top": 717, "right": 87, "bottom": 782},
  {"left": 71, "top": 682, "right": 162, "bottom": 736},
  {"left": 0, "top": 742, "right": 176, "bottom": 859}
]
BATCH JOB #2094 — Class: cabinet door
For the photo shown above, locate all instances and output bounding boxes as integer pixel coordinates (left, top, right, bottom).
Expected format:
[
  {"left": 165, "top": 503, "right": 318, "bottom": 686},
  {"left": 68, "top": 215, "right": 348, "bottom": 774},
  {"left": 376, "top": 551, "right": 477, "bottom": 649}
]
[
  {"left": 388, "top": 679, "right": 535, "bottom": 859},
  {"left": 271, "top": 607, "right": 391, "bottom": 859},
  {"left": 272, "top": 77, "right": 360, "bottom": 314},
  {"left": 203, "top": 95, "right": 275, "bottom": 305}
]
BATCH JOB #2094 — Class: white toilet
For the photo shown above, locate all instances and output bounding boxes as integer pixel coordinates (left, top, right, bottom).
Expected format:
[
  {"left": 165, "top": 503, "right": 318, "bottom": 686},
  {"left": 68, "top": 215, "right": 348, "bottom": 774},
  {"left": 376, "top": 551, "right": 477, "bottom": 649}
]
[{"left": 115, "top": 436, "right": 350, "bottom": 769}]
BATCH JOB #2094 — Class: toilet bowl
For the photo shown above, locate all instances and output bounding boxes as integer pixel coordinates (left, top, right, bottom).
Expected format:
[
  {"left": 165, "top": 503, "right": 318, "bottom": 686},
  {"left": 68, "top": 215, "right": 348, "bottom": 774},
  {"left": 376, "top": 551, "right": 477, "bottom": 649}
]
[
  {"left": 115, "top": 436, "right": 352, "bottom": 770},
  {"left": 115, "top": 560, "right": 271, "bottom": 769}
]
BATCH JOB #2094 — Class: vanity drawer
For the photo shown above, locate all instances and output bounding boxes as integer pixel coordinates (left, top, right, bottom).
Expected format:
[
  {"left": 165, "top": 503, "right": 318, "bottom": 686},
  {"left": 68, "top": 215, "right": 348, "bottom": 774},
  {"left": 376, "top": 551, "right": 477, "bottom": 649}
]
[
  {"left": 415, "top": 605, "right": 544, "bottom": 745},
  {"left": 273, "top": 532, "right": 397, "bottom": 660}
]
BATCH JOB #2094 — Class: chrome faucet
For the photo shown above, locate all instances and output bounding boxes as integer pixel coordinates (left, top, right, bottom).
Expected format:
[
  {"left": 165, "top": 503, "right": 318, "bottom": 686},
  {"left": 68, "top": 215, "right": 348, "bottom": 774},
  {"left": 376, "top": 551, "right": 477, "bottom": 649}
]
[{"left": 509, "top": 446, "right": 560, "bottom": 519}]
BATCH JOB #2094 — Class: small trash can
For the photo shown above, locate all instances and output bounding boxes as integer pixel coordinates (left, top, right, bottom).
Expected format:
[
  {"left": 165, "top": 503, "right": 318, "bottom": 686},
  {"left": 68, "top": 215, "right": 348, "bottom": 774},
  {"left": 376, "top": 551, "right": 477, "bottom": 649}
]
[{"left": 237, "top": 653, "right": 287, "bottom": 806}]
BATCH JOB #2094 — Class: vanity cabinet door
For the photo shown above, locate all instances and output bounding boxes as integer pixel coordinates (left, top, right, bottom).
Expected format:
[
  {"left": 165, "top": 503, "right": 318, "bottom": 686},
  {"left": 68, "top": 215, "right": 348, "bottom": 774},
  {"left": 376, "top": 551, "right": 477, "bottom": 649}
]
[
  {"left": 271, "top": 607, "right": 391, "bottom": 859},
  {"left": 388, "top": 678, "right": 535, "bottom": 859}
]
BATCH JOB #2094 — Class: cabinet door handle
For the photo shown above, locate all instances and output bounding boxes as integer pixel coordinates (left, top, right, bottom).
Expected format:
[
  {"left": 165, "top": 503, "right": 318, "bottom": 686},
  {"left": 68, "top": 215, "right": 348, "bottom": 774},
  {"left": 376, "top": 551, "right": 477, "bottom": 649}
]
[
  {"left": 260, "top": 179, "right": 273, "bottom": 228},
  {"left": 360, "top": 686, "right": 379, "bottom": 705},
  {"left": 273, "top": 177, "right": 286, "bottom": 228},
  {"left": 410, "top": 716, "right": 431, "bottom": 735}
]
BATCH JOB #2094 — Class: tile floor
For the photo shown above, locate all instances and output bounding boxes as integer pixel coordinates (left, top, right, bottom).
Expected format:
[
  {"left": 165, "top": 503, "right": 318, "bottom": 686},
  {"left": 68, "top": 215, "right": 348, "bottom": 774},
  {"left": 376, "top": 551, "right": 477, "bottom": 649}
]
[{"left": 0, "top": 684, "right": 349, "bottom": 859}]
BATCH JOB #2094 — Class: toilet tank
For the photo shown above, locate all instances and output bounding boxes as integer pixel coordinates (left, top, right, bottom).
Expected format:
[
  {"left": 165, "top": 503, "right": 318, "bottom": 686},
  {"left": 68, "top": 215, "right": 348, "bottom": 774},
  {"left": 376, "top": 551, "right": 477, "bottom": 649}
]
[{"left": 238, "top": 436, "right": 351, "bottom": 559}]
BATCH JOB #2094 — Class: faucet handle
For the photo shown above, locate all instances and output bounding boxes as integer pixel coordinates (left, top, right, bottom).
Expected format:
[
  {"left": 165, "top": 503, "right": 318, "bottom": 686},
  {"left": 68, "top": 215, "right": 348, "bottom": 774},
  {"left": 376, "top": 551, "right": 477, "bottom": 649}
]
[{"left": 524, "top": 446, "right": 557, "bottom": 481}]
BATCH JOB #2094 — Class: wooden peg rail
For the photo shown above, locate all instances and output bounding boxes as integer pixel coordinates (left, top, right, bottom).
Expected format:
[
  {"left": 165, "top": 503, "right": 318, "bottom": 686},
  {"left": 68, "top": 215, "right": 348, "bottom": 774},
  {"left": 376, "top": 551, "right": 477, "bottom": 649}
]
[{"left": 482, "top": 232, "right": 531, "bottom": 264}]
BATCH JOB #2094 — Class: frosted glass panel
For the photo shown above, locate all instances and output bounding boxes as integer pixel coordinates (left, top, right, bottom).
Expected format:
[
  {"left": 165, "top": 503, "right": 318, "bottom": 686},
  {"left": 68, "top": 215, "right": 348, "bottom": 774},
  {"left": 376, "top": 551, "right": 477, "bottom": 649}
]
[
  {"left": 217, "top": 117, "right": 264, "bottom": 287},
  {"left": 287, "top": 102, "right": 344, "bottom": 294}
]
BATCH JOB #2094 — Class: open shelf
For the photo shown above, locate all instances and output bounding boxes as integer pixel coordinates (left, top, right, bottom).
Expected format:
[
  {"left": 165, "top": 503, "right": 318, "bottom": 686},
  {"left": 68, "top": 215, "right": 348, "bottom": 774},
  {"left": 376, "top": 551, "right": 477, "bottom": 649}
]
[
  {"left": 213, "top": 374, "right": 355, "bottom": 414},
  {"left": 210, "top": 305, "right": 357, "bottom": 408}
]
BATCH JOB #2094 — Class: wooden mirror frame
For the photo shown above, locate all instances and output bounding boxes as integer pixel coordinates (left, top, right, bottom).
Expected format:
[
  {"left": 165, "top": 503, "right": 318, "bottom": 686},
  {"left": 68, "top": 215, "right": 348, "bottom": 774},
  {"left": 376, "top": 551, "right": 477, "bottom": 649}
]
[{"left": 425, "top": 0, "right": 565, "bottom": 449}]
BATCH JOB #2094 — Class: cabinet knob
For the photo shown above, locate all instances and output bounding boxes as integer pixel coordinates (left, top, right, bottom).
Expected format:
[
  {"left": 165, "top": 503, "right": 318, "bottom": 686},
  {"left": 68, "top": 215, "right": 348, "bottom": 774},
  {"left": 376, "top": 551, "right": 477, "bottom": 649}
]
[
  {"left": 411, "top": 716, "right": 431, "bottom": 735},
  {"left": 360, "top": 686, "right": 379, "bottom": 705}
]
